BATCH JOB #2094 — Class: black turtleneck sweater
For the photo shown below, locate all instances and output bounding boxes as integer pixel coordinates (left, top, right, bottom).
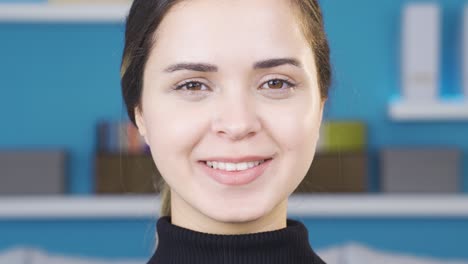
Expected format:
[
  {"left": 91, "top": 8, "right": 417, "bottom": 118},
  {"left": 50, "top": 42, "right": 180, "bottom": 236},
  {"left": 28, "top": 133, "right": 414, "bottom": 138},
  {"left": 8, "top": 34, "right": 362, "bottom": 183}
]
[{"left": 147, "top": 216, "right": 326, "bottom": 264}]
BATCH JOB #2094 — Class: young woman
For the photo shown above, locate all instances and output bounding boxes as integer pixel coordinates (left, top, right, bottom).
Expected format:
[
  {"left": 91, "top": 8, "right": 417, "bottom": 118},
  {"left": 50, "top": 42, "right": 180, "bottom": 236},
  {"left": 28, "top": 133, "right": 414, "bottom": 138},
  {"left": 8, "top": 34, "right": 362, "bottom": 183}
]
[{"left": 121, "top": 0, "right": 331, "bottom": 263}]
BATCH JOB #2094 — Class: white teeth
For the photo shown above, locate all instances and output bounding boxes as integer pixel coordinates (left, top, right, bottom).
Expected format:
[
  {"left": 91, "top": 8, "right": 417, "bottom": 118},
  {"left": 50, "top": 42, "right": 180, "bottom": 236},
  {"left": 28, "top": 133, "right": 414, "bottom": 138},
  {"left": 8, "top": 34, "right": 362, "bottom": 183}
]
[
  {"left": 218, "top": 162, "right": 226, "bottom": 170},
  {"left": 225, "top": 163, "right": 236, "bottom": 171},
  {"left": 205, "top": 159, "right": 267, "bottom": 171},
  {"left": 236, "top": 162, "right": 248, "bottom": 171}
]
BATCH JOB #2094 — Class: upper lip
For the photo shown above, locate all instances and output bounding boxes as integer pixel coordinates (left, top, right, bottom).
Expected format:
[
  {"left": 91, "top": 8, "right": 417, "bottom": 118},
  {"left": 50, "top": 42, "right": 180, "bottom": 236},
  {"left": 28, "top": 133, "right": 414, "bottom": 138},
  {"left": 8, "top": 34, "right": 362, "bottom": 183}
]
[{"left": 200, "top": 155, "right": 274, "bottom": 163}]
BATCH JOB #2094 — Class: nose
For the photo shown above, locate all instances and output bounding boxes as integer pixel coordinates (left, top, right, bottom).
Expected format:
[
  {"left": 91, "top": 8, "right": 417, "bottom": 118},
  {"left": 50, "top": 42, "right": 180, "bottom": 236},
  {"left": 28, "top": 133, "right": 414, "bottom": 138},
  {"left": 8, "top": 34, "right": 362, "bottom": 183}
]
[{"left": 211, "top": 91, "right": 261, "bottom": 141}]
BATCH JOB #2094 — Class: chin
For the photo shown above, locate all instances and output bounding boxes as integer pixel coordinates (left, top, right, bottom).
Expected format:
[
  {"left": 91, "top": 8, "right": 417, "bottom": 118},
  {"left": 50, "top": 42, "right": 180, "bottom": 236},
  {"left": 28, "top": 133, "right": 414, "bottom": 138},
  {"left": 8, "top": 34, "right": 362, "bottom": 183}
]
[{"left": 201, "top": 197, "right": 275, "bottom": 224}]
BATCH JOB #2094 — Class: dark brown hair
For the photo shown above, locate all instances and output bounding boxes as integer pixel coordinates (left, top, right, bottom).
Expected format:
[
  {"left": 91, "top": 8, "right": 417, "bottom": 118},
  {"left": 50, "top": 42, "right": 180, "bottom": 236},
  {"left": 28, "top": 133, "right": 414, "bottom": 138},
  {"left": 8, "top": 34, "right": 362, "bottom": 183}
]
[{"left": 121, "top": 0, "right": 331, "bottom": 217}]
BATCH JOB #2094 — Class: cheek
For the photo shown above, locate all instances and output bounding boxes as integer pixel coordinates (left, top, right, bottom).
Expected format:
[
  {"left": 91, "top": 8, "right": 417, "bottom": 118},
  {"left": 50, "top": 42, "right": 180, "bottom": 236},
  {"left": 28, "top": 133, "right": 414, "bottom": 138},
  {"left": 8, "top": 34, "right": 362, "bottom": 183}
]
[
  {"left": 141, "top": 95, "right": 208, "bottom": 169},
  {"left": 261, "top": 99, "right": 321, "bottom": 153},
  {"left": 257, "top": 97, "right": 322, "bottom": 197}
]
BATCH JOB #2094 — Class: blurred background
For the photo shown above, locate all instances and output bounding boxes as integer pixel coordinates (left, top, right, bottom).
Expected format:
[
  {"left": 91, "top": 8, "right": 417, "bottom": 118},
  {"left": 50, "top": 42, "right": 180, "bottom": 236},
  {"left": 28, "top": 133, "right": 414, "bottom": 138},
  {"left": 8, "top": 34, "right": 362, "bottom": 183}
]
[{"left": 0, "top": 0, "right": 467, "bottom": 263}]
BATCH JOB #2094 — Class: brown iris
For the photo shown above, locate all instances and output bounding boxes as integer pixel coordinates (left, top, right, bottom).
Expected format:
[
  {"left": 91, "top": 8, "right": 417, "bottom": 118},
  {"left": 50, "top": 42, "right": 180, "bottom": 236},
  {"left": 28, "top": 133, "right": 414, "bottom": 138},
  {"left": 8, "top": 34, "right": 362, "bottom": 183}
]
[
  {"left": 267, "top": 79, "right": 284, "bottom": 89},
  {"left": 186, "top": 82, "right": 202, "bottom": 90}
]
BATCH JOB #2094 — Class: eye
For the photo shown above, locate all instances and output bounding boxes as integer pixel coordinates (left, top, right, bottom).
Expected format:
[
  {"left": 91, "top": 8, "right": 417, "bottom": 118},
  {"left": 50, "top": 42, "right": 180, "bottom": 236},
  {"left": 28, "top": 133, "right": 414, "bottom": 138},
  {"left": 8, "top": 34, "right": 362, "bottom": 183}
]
[
  {"left": 260, "top": 78, "right": 296, "bottom": 92},
  {"left": 173, "top": 80, "right": 210, "bottom": 91}
]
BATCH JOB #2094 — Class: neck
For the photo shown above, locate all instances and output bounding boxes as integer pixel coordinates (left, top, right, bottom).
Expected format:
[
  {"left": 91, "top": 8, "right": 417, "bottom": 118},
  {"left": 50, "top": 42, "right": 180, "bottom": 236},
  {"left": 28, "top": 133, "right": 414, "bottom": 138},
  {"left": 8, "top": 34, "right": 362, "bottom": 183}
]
[{"left": 170, "top": 191, "right": 288, "bottom": 235}]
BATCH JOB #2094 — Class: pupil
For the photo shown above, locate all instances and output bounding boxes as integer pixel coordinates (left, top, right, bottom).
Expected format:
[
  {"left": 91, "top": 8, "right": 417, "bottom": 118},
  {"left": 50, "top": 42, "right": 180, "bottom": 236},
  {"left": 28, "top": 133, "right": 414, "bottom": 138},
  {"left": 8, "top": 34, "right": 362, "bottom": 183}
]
[
  {"left": 188, "top": 82, "right": 200, "bottom": 90},
  {"left": 269, "top": 80, "right": 283, "bottom": 89}
]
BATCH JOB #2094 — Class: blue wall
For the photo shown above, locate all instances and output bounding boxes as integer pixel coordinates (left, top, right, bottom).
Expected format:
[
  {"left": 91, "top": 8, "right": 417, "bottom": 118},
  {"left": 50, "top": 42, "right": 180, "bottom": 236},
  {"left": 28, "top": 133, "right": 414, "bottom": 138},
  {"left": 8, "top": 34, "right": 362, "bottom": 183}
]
[{"left": 0, "top": 0, "right": 467, "bottom": 193}]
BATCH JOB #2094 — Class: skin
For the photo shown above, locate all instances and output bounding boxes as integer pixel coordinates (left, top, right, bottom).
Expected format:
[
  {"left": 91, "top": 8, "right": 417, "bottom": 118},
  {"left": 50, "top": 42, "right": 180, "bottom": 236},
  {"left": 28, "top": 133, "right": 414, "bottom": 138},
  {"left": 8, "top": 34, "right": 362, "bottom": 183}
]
[{"left": 135, "top": 0, "right": 325, "bottom": 235}]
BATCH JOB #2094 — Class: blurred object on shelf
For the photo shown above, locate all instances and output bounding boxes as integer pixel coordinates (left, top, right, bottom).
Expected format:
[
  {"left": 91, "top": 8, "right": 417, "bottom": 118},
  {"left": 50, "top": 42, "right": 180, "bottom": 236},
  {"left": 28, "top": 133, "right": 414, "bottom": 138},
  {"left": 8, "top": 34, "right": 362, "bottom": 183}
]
[
  {"left": 380, "top": 148, "right": 461, "bottom": 193},
  {"left": 0, "top": 150, "right": 67, "bottom": 195},
  {"left": 0, "top": 1, "right": 129, "bottom": 23},
  {"left": 463, "top": 5, "right": 468, "bottom": 98},
  {"left": 48, "top": 0, "right": 132, "bottom": 4},
  {"left": 317, "top": 120, "right": 367, "bottom": 153},
  {"left": 311, "top": 120, "right": 368, "bottom": 192},
  {"left": 95, "top": 152, "right": 160, "bottom": 194},
  {"left": 402, "top": 3, "right": 440, "bottom": 102},
  {"left": 96, "top": 120, "right": 148, "bottom": 155},
  {"left": 389, "top": 3, "right": 468, "bottom": 121},
  {"left": 295, "top": 151, "right": 368, "bottom": 193},
  {"left": 388, "top": 98, "right": 468, "bottom": 121}
]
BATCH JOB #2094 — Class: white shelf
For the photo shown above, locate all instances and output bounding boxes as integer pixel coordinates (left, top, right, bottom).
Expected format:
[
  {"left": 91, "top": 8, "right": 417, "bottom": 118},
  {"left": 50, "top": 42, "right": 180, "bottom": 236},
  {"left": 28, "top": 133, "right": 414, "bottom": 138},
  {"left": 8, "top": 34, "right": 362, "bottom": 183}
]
[
  {"left": 0, "top": 194, "right": 467, "bottom": 219},
  {"left": 0, "top": 3, "right": 130, "bottom": 23},
  {"left": 389, "top": 99, "right": 468, "bottom": 121}
]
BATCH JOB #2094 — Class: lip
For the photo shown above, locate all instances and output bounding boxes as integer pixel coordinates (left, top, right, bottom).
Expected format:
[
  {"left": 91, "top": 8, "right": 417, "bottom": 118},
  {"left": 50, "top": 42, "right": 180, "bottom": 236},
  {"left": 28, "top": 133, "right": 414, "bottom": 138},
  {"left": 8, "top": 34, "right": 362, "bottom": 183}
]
[
  {"left": 198, "top": 158, "right": 273, "bottom": 186},
  {"left": 199, "top": 155, "right": 273, "bottom": 163}
]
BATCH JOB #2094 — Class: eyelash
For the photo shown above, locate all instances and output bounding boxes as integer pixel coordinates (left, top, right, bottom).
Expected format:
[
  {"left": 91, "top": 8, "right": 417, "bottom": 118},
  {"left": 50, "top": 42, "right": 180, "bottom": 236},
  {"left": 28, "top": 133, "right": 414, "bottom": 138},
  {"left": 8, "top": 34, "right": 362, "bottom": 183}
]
[{"left": 172, "top": 78, "right": 297, "bottom": 94}]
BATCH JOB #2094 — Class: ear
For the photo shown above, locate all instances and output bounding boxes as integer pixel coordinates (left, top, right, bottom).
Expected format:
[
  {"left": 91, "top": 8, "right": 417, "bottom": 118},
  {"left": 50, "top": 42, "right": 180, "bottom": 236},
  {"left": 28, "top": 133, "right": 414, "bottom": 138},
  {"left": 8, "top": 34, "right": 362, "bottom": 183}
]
[{"left": 134, "top": 106, "right": 149, "bottom": 145}]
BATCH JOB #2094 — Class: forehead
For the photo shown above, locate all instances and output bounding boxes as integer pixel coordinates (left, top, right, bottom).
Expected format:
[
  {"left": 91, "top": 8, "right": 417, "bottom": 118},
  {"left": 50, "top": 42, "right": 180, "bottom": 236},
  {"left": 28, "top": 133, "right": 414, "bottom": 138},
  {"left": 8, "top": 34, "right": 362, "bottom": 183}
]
[{"left": 149, "top": 0, "right": 312, "bottom": 69}]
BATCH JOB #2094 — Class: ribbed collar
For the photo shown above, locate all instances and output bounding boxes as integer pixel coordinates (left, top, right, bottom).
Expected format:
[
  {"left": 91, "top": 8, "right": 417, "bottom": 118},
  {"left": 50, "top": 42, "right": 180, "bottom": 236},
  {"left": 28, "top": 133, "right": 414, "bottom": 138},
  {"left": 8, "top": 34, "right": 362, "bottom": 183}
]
[{"left": 147, "top": 216, "right": 326, "bottom": 264}]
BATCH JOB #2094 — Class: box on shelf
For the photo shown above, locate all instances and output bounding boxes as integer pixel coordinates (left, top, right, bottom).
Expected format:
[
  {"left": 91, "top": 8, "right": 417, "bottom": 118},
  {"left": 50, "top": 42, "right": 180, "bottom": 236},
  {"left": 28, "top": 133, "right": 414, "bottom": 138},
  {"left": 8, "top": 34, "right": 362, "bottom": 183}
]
[
  {"left": 380, "top": 148, "right": 461, "bottom": 193},
  {"left": 0, "top": 150, "right": 67, "bottom": 195},
  {"left": 295, "top": 151, "right": 368, "bottom": 193},
  {"left": 401, "top": 3, "right": 440, "bottom": 102},
  {"left": 95, "top": 152, "right": 161, "bottom": 194},
  {"left": 317, "top": 121, "right": 367, "bottom": 153}
]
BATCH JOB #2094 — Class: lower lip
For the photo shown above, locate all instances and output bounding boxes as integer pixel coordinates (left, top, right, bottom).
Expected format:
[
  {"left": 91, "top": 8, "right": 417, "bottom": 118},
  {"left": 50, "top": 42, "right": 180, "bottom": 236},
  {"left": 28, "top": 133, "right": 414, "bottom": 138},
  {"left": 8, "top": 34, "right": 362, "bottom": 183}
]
[{"left": 198, "top": 159, "right": 273, "bottom": 186}]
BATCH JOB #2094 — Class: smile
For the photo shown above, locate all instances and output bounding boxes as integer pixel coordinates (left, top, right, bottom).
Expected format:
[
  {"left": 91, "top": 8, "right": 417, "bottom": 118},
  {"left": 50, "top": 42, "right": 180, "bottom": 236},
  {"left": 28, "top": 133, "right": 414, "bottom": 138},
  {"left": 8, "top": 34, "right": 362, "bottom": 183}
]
[
  {"left": 198, "top": 158, "right": 273, "bottom": 186},
  {"left": 204, "top": 160, "right": 267, "bottom": 171}
]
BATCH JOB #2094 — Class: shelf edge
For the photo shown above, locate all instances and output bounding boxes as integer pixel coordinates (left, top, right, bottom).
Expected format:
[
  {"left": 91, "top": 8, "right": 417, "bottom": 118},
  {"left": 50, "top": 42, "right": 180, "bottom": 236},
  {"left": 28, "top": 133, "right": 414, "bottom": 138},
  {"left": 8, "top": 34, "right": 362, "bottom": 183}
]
[
  {"left": 388, "top": 99, "right": 468, "bottom": 121},
  {"left": 0, "top": 3, "right": 130, "bottom": 23},
  {"left": 0, "top": 194, "right": 467, "bottom": 219}
]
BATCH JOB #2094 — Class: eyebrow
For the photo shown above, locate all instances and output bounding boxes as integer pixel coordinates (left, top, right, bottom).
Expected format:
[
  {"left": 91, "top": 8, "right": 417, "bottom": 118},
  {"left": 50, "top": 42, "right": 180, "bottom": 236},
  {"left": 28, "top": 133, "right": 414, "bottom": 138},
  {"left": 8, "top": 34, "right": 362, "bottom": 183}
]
[
  {"left": 163, "top": 57, "right": 302, "bottom": 73},
  {"left": 253, "top": 58, "right": 302, "bottom": 69}
]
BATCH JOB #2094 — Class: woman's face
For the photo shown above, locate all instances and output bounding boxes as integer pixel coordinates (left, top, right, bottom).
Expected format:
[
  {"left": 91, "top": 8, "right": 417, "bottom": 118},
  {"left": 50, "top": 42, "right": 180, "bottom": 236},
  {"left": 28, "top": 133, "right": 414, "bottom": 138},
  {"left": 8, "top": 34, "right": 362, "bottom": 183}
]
[{"left": 136, "top": 0, "right": 324, "bottom": 224}]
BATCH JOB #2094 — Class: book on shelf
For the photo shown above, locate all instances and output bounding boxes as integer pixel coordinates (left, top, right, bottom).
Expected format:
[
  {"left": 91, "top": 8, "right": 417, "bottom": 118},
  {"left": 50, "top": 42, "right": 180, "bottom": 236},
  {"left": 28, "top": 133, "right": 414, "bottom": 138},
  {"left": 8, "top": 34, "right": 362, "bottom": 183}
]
[{"left": 96, "top": 120, "right": 149, "bottom": 155}]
